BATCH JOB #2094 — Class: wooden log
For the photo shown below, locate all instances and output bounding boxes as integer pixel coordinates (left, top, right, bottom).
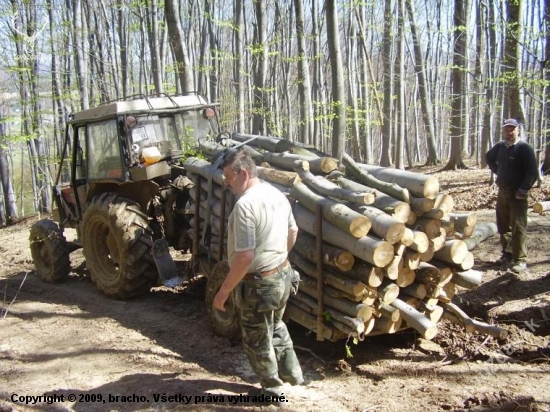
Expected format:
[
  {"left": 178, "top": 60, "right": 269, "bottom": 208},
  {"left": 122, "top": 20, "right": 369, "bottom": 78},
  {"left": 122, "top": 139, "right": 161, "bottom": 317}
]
[
  {"left": 290, "top": 292, "right": 365, "bottom": 335},
  {"left": 296, "top": 275, "right": 374, "bottom": 321},
  {"left": 294, "top": 232, "right": 355, "bottom": 272},
  {"left": 379, "top": 280, "right": 401, "bottom": 304},
  {"left": 294, "top": 203, "right": 394, "bottom": 267},
  {"left": 410, "top": 196, "right": 435, "bottom": 215},
  {"left": 364, "top": 317, "right": 376, "bottom": 335},
  {"left": 290, "top": 251, "right": 369, "bottom": 297},
  {"left": 183, "top": 157, "right": 224, "bottom": 185},
  {"left": 300, "top": 272, "right": 373, "bottom": 303},
  {"left": 419, "top": 243, "right": 435, "bottom": 262},
  {"left": 441, "top": 219, "right": 455, "bottom": 238},
  {"left": 403, "top": 248, "right": 421, "bottom": 270},
  {"left": 351, "top": 204, "right": 406, "bottom": 244},
  {"left": 231, "top": 132, "right": 292, "bottom": 153},
  {"left": 357, "top": 163, "right": 440, "bottom": 199},
  {"left": 457, "top": 252, "right": 474, "bottom": 271},
  {"left": 400, "top": 282, "right": 427, "bottom": 300},
  {"left": 290, "top": 181, "right": 372, "bottom": 238},
  {"left": 412, "top": 216, "right": 441, "bottom": 239},
  {"left": 400, "top": 227, "right": 414, "bottom": 247},
  {"left": 463, "top": 223, "right": 498, "bottom": 251},
  {"left": 390, "top": 298, "right": 438, "bottom": 339},
  {"left": 384, "top": 254, "right": 403, "bottom": 280},
  {"left": 422, "top": 208, "right": 445, "bottom": 220},
  {"left": 293, "top": 160, "right": 375, "bottom": 205},
  {"left": 262, "top": 151, "right": 339, "bottom": 174},
  {"left": 433, "top": 194, "right": 454, "bottom": 218},
  {"left": 342, "top": 260, "right": 385, "bottom": 288},
  {"left": 199, "top": 140, "right": 264, "bottom": 164},
  {"left": 433, "top": 239, "right": 468, "bottom": 264},
  {"left": 442, "top": 302, "right": 508, "bottom": 339},
  {"left": 452, "top": 269, "right": 483, "bottom": 290},
  {"left": 449, "top": 212, "right": 478, "bottom": 234},
  {"left": 396, "top": 266, "right": 416, "bottom": 287},
  {"left": 257, "top": 166, "right": 300, "bottom": 188},
  {"left": 406, "top": 210, "right": 417, "bottom": 226},
  {"left": 408, "top": 230, "right": 429, "bottom": 253},
  {"left": 342, "top": 154, "right": 411, "bottom": 202},
  {"left": 285, "top": 303, "right": 344, "bottom": 341},
  {"left": 421, "top": 261, "right": 453, "bottom": 286},
  {"left": 533, "top": 201, "right": 550, "bottom": 214},
  {"left": 378, "top": 302, "right": 402, "bottom": 322},
  {"left": 373, "top": 314, "right": 403, "bottom": 334},
  {"left": 431, "top": 228, "right": 447, "bottom": 252}
]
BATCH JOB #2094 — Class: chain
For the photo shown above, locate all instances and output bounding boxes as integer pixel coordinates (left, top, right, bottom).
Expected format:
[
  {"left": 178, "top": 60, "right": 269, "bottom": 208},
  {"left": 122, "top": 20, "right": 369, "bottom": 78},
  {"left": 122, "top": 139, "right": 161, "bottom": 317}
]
[{"left": 152, "top": 196, "right": 165, "bottom": 238}]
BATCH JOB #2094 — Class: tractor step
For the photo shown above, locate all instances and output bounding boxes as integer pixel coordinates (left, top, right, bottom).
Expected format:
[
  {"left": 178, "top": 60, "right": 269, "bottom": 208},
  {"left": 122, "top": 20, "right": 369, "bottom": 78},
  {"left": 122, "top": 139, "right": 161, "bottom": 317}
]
[{"left": 152, "top": 238, "right": 184, "bottom": 287}]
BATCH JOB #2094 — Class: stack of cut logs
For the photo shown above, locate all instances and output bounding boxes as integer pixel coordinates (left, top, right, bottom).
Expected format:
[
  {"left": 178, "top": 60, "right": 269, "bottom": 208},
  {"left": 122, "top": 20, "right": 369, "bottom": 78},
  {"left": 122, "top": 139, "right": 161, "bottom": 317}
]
[{"left": 182, "top": 133, "right": 506, "bottom": 342}]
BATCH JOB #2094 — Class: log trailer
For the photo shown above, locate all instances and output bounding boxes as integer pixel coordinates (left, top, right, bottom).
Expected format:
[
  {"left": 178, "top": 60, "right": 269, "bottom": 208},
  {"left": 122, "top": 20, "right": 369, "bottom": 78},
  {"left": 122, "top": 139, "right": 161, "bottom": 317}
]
[{"left": 29, "top": 93, "right": 506, "bottom": 344}]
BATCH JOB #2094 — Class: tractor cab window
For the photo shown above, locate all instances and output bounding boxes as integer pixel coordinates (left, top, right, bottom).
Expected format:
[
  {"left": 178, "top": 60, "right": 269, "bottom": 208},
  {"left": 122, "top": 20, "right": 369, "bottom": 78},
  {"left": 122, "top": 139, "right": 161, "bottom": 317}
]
[
  {"left": 87, "top": 119, "right": 124, "bottom": 180},
  {"left": 173, "top": 109, "right": 218, "bottom": 151},
  {"left": 127, "top": 115, "right": 179, "bottom": 164}
]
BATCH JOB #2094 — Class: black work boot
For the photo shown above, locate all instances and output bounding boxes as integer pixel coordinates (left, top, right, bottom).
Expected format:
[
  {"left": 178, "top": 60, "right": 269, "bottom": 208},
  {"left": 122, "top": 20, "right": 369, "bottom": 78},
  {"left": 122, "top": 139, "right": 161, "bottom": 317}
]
[{"left": 495, "top": 252, "right": 512, "bottom": 266}]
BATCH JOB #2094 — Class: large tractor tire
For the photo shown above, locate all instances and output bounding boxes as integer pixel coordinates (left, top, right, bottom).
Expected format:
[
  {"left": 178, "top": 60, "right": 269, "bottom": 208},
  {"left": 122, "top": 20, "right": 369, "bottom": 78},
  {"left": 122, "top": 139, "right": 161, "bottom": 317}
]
[
  {"left": 82, "top": 193, "right": 158, "bottom": 299},
  {"left": 205, "top": 261, "right": 241, "bottom": 340},
  {"left": 29, "top": 219, "right": 71, "bottom": 283}
]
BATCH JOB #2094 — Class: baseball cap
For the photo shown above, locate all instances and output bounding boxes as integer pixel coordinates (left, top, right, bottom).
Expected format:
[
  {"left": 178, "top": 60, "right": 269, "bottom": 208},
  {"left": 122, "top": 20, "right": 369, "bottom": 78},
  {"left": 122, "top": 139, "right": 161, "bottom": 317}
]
[{"left": 502, "top": 118, "right": 519, "bottom": 128}]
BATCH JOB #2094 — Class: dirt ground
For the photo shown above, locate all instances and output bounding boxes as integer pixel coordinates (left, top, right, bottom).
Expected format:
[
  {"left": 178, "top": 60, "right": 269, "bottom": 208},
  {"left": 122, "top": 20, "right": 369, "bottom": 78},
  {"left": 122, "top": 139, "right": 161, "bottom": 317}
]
[{"left": 1, "top": 165, "right": 550, "bottom": 412}]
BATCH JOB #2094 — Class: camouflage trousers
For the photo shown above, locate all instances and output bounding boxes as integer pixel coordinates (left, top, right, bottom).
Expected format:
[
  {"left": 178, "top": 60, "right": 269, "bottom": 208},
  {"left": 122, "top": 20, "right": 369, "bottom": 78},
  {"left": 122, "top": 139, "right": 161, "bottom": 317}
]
[
  {"left": 236, "top": 263, "right": 303, "bottom": 393},
  {"left": 496, "top": 187, "right": 528, "bottom": 262}
]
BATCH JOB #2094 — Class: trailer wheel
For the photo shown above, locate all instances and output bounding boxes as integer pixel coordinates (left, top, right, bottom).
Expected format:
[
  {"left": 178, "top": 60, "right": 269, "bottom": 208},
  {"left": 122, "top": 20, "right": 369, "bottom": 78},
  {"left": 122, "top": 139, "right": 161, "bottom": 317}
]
[
  {"left": 29, "top": 219, "right": 71, "bottom": 283},
  {"left": 205, "top": 261, "right": 241, "bottom": 340},
  {"left": 82, "top": 193, "right": 158, "bottom": 299}
]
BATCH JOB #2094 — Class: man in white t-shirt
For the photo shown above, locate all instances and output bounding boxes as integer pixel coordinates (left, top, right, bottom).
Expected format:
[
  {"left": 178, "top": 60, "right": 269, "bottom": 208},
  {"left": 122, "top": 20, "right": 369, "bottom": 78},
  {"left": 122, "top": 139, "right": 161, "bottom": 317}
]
[{"left": 213, "top": 148, "right": 303, "bottom": 400}]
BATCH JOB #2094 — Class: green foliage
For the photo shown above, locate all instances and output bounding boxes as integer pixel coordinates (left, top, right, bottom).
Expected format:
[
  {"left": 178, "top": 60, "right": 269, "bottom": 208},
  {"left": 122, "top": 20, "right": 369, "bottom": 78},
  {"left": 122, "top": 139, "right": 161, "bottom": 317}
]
[{"left": 345, "top": 336, "right": 359, "bottom": 359}]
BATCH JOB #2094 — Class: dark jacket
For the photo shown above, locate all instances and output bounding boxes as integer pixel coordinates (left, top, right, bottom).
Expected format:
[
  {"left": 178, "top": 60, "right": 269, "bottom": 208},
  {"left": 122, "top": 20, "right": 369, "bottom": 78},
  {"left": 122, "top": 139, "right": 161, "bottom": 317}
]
[{"left": 485, "top": 139, "right": 538, "bottom": 192}]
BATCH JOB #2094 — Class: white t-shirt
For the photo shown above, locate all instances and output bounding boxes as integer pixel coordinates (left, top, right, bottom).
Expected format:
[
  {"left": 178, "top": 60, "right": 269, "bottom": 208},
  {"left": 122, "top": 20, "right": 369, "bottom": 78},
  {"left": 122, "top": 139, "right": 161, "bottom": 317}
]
[{"left": 227, "top": 181, "right": 296, "bottom": 273}]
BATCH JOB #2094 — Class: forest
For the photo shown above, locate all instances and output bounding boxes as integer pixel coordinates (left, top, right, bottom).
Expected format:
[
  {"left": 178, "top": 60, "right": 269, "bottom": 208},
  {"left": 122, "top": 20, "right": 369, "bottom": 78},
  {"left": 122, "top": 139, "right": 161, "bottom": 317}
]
[{"left": 0, "top": 0, "right": 549, "bottom": 225}]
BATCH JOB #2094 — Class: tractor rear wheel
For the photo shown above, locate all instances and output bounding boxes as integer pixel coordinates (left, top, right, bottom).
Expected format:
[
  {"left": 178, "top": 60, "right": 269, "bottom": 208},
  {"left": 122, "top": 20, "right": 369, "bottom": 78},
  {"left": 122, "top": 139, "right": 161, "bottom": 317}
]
[
  {"left": 82, "top": 193, "right": 158, "bottom": 299},
  {"left": 29, "top": 219, "right": 71, "bottom": 283},
  {"left": 205, "top": 261, "right": 241, "bottom": 340}
]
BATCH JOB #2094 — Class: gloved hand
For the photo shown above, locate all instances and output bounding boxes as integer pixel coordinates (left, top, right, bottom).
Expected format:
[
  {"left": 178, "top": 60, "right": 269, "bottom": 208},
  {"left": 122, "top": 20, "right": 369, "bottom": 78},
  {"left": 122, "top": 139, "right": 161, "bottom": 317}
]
[{"left": 515, "top": 189, "right": 528, "bottom": 199}]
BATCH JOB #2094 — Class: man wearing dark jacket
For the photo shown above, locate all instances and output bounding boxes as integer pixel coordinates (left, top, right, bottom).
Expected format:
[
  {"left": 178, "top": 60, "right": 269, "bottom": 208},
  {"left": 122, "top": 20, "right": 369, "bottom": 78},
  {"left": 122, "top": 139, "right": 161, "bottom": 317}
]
[{"left": 486, "top": 118, "right": 538, "bottom": 273}]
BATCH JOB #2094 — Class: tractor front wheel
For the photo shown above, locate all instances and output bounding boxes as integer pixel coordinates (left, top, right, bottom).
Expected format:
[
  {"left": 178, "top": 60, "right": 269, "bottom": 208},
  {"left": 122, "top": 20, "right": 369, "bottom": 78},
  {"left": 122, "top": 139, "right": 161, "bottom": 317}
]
[{"left": 82, "top": 193, "right": 158, "bottom": 299}]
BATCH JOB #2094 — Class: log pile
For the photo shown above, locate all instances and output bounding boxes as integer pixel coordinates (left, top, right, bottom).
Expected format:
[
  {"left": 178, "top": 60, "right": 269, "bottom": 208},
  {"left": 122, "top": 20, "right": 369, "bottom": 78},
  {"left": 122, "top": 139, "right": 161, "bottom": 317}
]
[{"left": 183, "top": 133, "right": 506, "bottom": 343}]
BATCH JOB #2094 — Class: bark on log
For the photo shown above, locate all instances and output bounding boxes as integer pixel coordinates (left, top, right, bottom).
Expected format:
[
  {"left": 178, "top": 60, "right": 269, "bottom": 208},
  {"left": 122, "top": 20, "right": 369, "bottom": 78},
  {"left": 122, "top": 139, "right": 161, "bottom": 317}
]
[
  {"left": 352, "top": 204, "right": 406, "bottom": 244},
  {"left": 449, "top": 212, "right": 478, "bottom": 233},
  {"left": 357, "top": 163, "right": 440, "bottom": 199},
  {"left": 257, "top": 166, "right": 300, "bottom": 188},
  {"left": 341, "top": 261, "right": 384, "bottom": 288},
  {"left": 403, "top": 248, "right": 421, "bottom": 270},
  {"left": 285, "top": 303, "right": 344, "bottom": 341},
  {"left": 290, "top": 292, "right": 365, "bottom": 335},
  {"left": 296, "top": 275, "right": 374, "bottom": 321},
  {"left": 442, "top": 302, "right": 508, "bottom": 339},
  {"left": 290, "top": 251, "right": 370, "bottom": 297},
  {"left": 294, "top": 160, "right": 375, "bottom": 204},
  {"left": 294, "top": 203, "right": 394, "bottom": 267},
  {"left": 299, "top": 272, "right": 373, "bottom": 303},
  {"left": 262, "top": 151, "right": 339, "bottom": 174},
  {"left": 463, "top": 223, "right": 498, "bottom": 251},
  {"left": 390, "top": 298, "right": 438, "bottom": 340},
  {"left": 400, "top": 282, "right": 427, "bottom": 300},
  {"left": 294, "top": 232, "right": 355, "bottom": 272},
  {"left": 378, "top": 302, "right": 402, "bottom": 322},
  {"left": 231, "top": 132, "right": 292, "bottom": 153},
  {"left": 183, "top": 157, "right": 224, "bottom": 185},
  {"left": 291, "top": 181, "right": 371, "bottom": 238},
  {"left": 342, "top": 153, "right": 410, "bottom": 202}
]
